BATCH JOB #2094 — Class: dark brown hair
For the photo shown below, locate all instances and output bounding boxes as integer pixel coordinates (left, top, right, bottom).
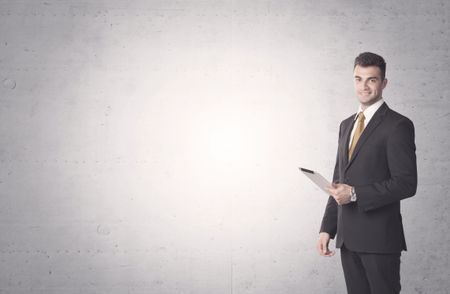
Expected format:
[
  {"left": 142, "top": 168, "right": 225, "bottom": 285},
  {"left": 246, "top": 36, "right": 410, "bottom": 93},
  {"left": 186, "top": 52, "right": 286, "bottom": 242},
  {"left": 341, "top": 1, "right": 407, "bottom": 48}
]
[{"left": 354, "top": 52, "right": 386, "bottom": 80}]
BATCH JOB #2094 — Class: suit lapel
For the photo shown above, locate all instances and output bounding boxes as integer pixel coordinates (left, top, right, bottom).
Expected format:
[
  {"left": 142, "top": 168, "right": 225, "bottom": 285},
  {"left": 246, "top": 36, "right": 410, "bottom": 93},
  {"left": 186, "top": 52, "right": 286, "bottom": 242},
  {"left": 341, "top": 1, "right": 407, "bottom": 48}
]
[
  {"left": 342, "top": 117, "right": 356, "bottom": 166},
  {"left": 344, "top": 102, "right": 389, "bottom": 172}
]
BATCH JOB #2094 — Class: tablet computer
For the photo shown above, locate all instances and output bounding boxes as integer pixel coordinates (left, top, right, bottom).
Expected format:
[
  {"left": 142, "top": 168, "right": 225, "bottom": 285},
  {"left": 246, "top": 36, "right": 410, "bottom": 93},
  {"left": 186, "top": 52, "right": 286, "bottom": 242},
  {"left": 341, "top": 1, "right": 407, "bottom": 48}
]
[{"left": 299, "top": 167, "right": 332, "bottom": 195}]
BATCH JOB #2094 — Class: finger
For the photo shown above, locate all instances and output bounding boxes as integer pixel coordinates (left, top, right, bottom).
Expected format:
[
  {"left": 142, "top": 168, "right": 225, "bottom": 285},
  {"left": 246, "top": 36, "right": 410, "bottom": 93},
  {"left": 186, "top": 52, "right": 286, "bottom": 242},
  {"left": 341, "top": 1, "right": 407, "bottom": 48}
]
[
  {"left": 318, "top": 239, "right": 327, "bottom": 256},
  {"left": 317, "top": 240, "right": 325, "bottom": 255},
  {"left": 324, "top": 250, "right": 336, "bottom": 257},
  {"left": 333, "top": 196, "right": 339, "bottom": 204},
  {"left": 316, "top": 241, "right": 322, "bottom": 255},
  {"left": 319, "top": 247, "right": 326, "bottom": 256},
  {"left": 321, "top": 240, "right": 328, "bottom": 255}
]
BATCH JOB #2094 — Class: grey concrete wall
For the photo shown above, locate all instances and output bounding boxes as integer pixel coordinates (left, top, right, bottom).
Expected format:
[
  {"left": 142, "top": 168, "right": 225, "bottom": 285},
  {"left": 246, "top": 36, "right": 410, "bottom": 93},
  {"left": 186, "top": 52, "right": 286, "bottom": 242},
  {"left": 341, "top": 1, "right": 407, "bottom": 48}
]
[{"left": 0, "top": 0, "right": 449, "bottom": 293}]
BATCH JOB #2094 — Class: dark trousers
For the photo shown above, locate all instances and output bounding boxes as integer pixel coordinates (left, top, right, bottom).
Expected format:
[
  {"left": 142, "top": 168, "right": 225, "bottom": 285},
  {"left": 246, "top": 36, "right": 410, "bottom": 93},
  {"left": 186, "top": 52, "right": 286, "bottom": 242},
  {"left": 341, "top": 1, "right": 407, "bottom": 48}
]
[{"left": 340, "top": 244, "right": 402, "bottom": 294}]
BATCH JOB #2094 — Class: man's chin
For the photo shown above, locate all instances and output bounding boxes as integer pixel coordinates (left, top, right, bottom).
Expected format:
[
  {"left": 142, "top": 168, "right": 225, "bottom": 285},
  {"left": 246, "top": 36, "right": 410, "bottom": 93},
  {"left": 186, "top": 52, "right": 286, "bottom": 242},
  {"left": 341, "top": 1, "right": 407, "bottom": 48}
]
[
  {"left": 357, "top": 96, "right": 378, "bottom": 105},
  {"left": 357, "top": 97, "right": 371, "bottom": 104}
]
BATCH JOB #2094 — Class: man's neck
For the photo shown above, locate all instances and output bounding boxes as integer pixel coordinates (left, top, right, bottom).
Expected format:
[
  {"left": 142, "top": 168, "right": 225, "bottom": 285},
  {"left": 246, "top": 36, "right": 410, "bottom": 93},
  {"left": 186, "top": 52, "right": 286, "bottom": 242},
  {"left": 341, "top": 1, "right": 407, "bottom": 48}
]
[{"left": 360, "top": 97, "right": 382, "bottom": 111}]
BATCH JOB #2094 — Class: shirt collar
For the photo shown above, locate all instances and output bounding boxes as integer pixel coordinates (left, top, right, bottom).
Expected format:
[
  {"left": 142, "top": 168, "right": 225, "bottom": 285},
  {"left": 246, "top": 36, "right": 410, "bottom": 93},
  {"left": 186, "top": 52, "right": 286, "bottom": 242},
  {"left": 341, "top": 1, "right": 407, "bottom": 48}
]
[{"left": 353, "top": 97, "right": 385, "bottom": 121}]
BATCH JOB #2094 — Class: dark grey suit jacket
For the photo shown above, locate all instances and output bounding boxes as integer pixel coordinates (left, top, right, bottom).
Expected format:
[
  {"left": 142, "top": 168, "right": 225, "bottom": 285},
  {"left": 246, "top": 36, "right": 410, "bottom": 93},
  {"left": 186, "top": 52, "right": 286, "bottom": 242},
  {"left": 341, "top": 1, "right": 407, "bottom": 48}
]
[{"left": 320, "top": 101, "right": 417, "bottom": 253}]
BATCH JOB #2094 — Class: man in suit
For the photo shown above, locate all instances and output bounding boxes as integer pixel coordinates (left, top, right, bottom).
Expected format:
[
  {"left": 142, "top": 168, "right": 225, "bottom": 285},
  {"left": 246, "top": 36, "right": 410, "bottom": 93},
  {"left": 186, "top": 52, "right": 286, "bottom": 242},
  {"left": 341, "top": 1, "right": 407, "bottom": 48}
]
[{"left": 316, "top": 52, "right": 417, "bottom": 294}]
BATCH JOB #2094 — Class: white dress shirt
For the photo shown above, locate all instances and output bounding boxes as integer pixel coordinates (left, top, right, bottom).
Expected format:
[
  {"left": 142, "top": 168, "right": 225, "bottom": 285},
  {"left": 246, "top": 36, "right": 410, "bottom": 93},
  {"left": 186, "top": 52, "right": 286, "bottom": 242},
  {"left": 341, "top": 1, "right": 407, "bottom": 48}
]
[{"left": 348, "top": 98, "right": 385, "bottom": 149}]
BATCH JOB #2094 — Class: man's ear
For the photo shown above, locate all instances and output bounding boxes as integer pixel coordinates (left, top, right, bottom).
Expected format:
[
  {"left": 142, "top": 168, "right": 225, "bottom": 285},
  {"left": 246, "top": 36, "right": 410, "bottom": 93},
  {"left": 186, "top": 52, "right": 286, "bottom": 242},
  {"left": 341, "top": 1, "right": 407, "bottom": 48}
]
[{"left": 382, "top": 78, "right": 388, "bottom": 89}]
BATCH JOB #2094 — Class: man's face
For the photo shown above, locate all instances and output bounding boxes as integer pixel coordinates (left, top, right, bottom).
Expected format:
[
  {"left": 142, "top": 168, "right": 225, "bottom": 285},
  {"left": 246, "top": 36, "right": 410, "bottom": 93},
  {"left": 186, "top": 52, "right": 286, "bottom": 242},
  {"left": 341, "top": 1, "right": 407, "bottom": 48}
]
[{"left": 353, "top": 65, "right": 387, "bottom": 107}]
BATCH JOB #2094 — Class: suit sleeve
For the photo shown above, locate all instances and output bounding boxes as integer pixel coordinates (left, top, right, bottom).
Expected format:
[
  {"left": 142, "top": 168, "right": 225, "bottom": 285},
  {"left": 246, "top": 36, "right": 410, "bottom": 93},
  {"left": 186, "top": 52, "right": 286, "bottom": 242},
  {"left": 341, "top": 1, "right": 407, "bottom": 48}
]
[
  {"left": 355, "top": 118, "right": 417, "bottom": 212},
  {"left": 319, "top": 122, "right": 342, "bottom": 238}
]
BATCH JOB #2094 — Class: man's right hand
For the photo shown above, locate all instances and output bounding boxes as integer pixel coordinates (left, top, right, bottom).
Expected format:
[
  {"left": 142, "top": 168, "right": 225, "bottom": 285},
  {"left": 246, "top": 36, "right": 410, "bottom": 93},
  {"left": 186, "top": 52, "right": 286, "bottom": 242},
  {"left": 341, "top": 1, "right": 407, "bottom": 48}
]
[{"left": 316, "top": 232, "right": 336, "bottom": 257}]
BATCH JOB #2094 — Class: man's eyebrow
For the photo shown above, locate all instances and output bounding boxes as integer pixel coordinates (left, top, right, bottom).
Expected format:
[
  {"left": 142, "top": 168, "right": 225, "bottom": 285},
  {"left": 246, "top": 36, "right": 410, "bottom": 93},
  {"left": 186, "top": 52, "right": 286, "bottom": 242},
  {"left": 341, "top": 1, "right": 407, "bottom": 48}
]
[{"left": 354, "top": 75, "right": 379, "bottom": 80}]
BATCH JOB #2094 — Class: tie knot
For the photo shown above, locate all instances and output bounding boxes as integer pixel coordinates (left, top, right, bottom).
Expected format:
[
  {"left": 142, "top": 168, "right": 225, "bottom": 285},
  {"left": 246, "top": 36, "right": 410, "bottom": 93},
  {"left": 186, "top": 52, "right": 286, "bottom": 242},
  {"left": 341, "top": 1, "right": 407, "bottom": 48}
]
[{"left": 358, "top": 112, "right": 365, "bottom": 121}]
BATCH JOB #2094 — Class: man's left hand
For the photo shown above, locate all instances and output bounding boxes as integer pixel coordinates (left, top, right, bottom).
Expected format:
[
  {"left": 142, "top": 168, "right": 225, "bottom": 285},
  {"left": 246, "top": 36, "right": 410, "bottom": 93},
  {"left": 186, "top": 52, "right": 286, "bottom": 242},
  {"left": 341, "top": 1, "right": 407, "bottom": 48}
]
[{"left": 326, "top": 183, "right": 353, "bottom": 205}]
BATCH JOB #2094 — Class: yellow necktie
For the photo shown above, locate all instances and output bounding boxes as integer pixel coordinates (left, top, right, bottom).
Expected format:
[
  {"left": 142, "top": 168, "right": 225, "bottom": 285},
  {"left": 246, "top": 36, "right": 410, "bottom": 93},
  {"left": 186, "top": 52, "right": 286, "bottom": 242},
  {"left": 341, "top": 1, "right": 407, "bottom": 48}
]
[{"left": 348, "top": 112, "right": 365, "bottom": 160}]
